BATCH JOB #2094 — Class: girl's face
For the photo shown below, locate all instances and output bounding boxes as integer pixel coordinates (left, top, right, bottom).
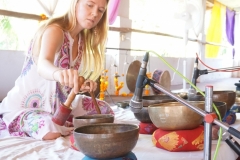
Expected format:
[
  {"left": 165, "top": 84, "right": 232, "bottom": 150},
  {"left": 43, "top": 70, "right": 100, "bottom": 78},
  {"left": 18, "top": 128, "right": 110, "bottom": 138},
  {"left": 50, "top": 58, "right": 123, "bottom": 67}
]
[{"left": 75, "top": 0, "right": 107, "bottom": 30}]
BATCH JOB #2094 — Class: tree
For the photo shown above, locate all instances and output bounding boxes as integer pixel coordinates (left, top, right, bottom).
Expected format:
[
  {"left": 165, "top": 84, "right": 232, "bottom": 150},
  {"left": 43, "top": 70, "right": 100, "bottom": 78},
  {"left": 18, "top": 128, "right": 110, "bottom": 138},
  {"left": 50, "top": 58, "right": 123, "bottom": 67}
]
[{"left": 0, "top": 16, "right": 19, "bottom": 50}]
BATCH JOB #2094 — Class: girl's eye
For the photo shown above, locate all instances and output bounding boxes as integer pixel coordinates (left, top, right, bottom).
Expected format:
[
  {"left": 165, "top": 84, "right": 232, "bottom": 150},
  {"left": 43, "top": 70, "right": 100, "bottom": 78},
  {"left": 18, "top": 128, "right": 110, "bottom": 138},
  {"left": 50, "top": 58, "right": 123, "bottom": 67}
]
[
  {"left": 98, "top": 9, "right": 105, "bottom": 13},
  {"left": 87, "top": 2, "right": 93, "bottom": 8}
]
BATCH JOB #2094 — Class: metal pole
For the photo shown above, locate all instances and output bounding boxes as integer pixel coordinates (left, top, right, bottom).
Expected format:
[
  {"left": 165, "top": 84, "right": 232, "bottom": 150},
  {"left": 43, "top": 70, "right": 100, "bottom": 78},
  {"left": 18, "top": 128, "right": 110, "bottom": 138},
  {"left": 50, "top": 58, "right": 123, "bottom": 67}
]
[{"left": 204, "top": 86, "right": 213, "bottom": 160}]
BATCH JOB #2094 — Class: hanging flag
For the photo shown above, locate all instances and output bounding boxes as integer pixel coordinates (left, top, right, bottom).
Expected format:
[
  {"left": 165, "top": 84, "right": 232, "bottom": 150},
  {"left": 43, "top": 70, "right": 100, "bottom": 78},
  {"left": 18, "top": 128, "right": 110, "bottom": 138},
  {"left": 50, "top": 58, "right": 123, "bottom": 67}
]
[
  {"left": 226, "top": 8, "right": 235, "bottom": 59},
  {"left": 206, "top": 0, "right": 225, "bottom": 58},
  {"left": 108, "top": 0, "right": 121, "bottom": 25}
]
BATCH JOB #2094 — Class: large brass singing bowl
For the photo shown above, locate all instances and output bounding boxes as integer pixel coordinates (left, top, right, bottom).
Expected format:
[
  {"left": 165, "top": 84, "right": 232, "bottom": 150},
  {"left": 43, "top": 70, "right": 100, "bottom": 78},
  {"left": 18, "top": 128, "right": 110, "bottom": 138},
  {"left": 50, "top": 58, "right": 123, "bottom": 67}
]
[
  {"left": 133, "top": 95, "right": 176, "bottom": 123},
  {"left": 73, "top": 114, "right": 114, "bottom": 128},
  {"left": 74, "top": 123, "right": 139, "bottom": 159},
  {"left": 148, "top": 101, "right": 208, "bottom": 131},
  {"left": 189, "top": 90, "right": 236, "bottom": 111}
]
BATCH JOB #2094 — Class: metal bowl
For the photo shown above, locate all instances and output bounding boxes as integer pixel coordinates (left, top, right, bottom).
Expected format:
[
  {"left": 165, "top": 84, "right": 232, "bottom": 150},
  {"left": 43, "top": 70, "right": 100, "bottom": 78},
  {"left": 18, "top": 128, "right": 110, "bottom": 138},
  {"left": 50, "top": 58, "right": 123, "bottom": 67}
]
[
  {"left": 188, "top": 90, "right": 236, "bottom": 110},
  {"left": 133, "top": 95, "right": 176, "bottom": 123},
  {"left": 212, "top": 101, "right": 227, "bottom": 119},
  {"left": 116, "top": 101, "right": 129, "bottom": 109},
  {"left": 73, "top": 114, "right": 114, "bottom": 128},
  {"left": 142, "top": 94, "right": 175, "bottom": 107},
  {"left": 148, "top": 101, "right": 227, "bottom": 131},
  {"left": 73, "top": 123, "right": 139, "bottom": 159}
]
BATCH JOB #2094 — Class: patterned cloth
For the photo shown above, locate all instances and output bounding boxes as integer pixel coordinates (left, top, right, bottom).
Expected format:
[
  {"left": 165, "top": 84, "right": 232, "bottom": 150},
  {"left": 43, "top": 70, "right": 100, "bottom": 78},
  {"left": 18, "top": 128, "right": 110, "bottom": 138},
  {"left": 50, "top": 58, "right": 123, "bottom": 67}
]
[
  {"left": 0, "top": 95, "right": 113, "bottom": 139},
  {"left": 139, "top": 122, "right": 158, "bottom": 134},
  {"left": 152, "top": 125, "right": 204, "bottom": 152}
]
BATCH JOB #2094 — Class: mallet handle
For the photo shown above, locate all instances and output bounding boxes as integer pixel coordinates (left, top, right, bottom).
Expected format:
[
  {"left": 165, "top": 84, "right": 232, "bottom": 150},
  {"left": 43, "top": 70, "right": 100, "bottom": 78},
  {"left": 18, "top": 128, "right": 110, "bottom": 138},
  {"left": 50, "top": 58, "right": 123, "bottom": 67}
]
[{"left": 64, "top": 76, "right": 85, "bottom": 107}]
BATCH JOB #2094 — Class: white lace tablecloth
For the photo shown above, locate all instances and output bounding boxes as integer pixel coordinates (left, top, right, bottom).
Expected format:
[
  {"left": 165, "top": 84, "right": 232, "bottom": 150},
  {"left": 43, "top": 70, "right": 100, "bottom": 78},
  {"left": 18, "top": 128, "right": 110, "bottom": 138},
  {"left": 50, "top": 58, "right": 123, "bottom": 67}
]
[{"left": 0, "top": 106, "right": 240, "bottom": 160}]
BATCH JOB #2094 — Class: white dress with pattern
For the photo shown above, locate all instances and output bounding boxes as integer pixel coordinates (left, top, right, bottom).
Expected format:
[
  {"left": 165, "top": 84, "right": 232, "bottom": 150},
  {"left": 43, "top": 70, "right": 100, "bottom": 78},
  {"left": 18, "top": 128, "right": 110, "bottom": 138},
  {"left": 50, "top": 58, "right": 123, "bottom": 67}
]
[{"left": 0, "top": 31, "right": 113, "bottom": 139}]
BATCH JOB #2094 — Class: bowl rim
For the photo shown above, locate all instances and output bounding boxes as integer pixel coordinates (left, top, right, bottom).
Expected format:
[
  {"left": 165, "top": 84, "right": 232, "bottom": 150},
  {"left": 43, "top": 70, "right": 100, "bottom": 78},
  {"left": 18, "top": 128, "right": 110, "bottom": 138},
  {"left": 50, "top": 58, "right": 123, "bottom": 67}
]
[
  {"left": 148, "top": 101, "right": 205, "bottom": 108},
  {"left": 196, "top": 90, "right": 236, "bottom": 95},
  {"left": 147, "top": 100, "right": 227, "bottom": 108},
  {"left": 73, "top": 123, "right": 139, "bottom": 135},
  {"left": 74, "top": 114, "right": 114, "bottom": 120}
]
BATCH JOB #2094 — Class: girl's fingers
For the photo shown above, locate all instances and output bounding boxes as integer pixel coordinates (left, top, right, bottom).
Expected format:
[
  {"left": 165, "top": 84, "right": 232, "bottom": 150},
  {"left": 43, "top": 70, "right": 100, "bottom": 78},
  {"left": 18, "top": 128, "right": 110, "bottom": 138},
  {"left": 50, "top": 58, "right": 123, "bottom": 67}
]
[
  {"left": 62, "top": 70, "right": 69, "bottom": 86},
  {"left": 68, "top": 69, "right": 74, "bottom": 88},
  {"left": 83, "top": 80, "right": 97, "bottom": 92},
  {"left": 73, "top": 70, "right": 81, "bottom": 93},
  {"left": 56, "top": 70, "right": 64, "bottom": 86}
]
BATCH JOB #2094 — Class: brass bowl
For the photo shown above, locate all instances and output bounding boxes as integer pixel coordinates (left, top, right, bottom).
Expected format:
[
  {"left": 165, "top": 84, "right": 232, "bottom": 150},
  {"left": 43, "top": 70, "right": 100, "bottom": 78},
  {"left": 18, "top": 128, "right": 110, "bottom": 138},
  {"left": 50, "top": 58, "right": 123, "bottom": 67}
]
[
  {"left": 133, "top": 95, "right": 176, "bottom": 123},
  {"left": 212, "top": 101, "right": 227, "bottom": 119},
  {"left": 189, "top": 91, "right": 236, "bottom": 110},
  {"left": 73, "top": 114, "right": 114, "bottom": 128},
  {"left": 142, "top": 94, "right": 175, "bottom": 107},
  {"left": 148, "top": 101, "right": 227, "bottom": 131},
  {"left": 73, "top": 123, "right": 139, "bottom": 159}
]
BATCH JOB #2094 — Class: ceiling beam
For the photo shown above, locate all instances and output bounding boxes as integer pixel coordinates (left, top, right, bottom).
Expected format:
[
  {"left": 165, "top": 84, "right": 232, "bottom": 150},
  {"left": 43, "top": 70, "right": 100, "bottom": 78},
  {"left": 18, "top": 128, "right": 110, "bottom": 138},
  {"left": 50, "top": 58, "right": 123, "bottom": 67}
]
[
  {"left": 0, "top": 9, "right": 48, "bottom": 21},
  {"left": 109, "top": 27, "right": 231, "bottom": 48},
  {"left": 206, "top": 0, "right": 214, "bottom": 10}
]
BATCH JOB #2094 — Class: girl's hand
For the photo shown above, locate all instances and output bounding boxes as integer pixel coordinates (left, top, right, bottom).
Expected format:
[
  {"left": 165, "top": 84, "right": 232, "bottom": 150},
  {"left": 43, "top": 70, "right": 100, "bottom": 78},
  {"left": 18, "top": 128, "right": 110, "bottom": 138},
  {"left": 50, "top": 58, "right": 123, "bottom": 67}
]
[
  {"left": 53, "top": 69, "right": 82, "bottom": 94},
  {"left": 80, "top": 79, "right": 97, "bottom": 93},
  {"left": 53, "top": 69, "right": 96, "bottom": 94}
]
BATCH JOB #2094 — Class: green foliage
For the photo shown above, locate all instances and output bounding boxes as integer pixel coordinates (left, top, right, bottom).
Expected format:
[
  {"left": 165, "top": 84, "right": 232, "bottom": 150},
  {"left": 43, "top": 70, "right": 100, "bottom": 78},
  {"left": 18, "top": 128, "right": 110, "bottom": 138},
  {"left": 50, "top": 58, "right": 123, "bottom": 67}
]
[{"left": 0, "top": 16, "right": 18, "bottom": 50}]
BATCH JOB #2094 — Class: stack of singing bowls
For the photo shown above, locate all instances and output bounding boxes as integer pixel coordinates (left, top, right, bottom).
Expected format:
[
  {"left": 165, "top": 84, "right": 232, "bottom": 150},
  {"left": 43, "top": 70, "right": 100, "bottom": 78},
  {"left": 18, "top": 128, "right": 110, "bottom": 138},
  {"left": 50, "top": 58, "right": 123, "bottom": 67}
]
[
  {"left": 148, "top": 101, "right": 209, "bottom": 152},
  {"left": 147, "top": 96, "right": 228, "bottom": 152}
]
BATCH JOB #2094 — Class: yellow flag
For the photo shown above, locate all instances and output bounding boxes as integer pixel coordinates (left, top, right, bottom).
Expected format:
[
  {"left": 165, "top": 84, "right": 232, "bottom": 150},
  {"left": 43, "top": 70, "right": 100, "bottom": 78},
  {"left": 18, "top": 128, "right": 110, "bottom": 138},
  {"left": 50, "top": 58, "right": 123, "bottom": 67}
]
[{"left": 206, "top": 1, "right": 226, "bottom": 58}]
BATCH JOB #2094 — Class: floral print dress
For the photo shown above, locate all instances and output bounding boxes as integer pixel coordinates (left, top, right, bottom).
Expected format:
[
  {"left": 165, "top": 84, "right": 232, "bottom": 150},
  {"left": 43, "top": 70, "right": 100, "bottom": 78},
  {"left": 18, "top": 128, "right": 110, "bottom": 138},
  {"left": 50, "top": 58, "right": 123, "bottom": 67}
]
[{"left": 0, "top": 31, "right": 113, "bottom": 139}]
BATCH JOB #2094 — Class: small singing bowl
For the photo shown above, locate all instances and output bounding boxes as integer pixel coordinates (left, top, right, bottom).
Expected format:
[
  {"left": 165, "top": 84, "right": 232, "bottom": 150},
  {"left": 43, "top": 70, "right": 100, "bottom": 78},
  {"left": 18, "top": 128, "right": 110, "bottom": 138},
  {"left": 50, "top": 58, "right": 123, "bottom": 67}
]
[
  {"left": 73, "top": 114, "right": 114, "bottom": 128},
  {"left": 133, "top": 95, "right": 176, "bottom": 123},
  {"left": 73, "top": 123, "right": 139, "bottom": 159}
]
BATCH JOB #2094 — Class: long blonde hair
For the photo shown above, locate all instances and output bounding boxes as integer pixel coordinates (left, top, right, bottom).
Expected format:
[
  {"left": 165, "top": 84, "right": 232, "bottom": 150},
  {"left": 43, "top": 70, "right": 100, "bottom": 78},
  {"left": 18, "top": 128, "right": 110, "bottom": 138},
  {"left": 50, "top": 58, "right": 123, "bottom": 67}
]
[{"left": 34, "top": 0, "right": 109, "bottom": 81}]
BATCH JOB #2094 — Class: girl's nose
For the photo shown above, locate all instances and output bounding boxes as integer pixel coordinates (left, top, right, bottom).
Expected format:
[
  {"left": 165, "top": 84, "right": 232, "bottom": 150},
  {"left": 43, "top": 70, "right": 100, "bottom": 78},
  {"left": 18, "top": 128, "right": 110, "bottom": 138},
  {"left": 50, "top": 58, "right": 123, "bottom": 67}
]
[{"left": 91, "top": 8, "right": 98, "bottom": 17}]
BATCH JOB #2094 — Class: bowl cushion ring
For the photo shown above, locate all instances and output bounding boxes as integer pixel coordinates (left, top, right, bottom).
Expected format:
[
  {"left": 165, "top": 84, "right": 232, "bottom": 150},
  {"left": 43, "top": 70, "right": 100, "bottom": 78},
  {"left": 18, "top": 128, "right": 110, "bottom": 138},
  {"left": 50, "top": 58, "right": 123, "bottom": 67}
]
[
  {"left": 139, "top": 122, "right": 158, "bottom": 134},
  {"left": 152, "top": 125, "right": 204, "bottom": 152},
  {"left": 82, "top": 151, "right": 137, "bottom": 160}
]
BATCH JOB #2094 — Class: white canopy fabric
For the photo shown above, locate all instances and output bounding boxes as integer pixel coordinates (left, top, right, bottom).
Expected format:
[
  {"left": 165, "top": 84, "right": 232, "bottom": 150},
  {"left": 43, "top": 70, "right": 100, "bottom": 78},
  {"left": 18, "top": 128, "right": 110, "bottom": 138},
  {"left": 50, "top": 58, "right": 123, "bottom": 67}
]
[{"left": 0, "top": 0, "right": 69, "bottom": 18}]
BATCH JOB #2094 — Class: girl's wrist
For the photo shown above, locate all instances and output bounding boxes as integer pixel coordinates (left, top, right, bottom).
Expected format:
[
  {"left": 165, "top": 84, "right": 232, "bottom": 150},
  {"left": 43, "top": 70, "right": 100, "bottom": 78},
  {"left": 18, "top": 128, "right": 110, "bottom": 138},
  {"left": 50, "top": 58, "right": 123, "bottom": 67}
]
[{"left": 52, "top": 69, "right": 62, "bottom": 81}]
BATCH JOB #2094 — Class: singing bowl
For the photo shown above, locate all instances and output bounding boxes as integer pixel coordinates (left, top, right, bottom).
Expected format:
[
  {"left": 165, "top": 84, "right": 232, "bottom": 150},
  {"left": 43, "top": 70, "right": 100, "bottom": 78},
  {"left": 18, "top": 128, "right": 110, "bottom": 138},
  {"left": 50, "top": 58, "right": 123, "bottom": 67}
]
[
  {"left": 148, "top": 101, "right": 227, "bottom": 131},
  {"left": 116, "top": 101, "right": 129, "bottom": 109},
  {"left": 73, "top": 123, "right": 139, "bottom": 159},
  {"left": 212, "top": 101, "right": 227, "bottom": 119},
  {"left": 188, "top": 90, "right": 236, "bottom": 111},
  {"left": 133, "top": 95, "right": 176, "bottom": 123},
  {"left": 73, "top": 114, "right": 114, "bottom": 128}
]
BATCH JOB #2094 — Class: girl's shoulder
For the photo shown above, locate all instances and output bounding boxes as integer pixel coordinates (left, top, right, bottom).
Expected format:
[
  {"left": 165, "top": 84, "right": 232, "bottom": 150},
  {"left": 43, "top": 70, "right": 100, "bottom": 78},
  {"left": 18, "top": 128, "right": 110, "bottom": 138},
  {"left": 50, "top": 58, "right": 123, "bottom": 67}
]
[
  {"left": 44, "top": 24, "right": 64, "bottom": 38},
  {"left": 41, "top": 24, "right": 65, "bottom": 48}
]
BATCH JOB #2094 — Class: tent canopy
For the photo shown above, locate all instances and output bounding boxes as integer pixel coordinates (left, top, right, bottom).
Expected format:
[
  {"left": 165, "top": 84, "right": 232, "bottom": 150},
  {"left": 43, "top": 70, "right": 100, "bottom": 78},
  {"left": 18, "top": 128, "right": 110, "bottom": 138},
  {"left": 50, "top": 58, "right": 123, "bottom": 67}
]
[{"left": 0, "top": 0, "right": 69, "bottom": 20}]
